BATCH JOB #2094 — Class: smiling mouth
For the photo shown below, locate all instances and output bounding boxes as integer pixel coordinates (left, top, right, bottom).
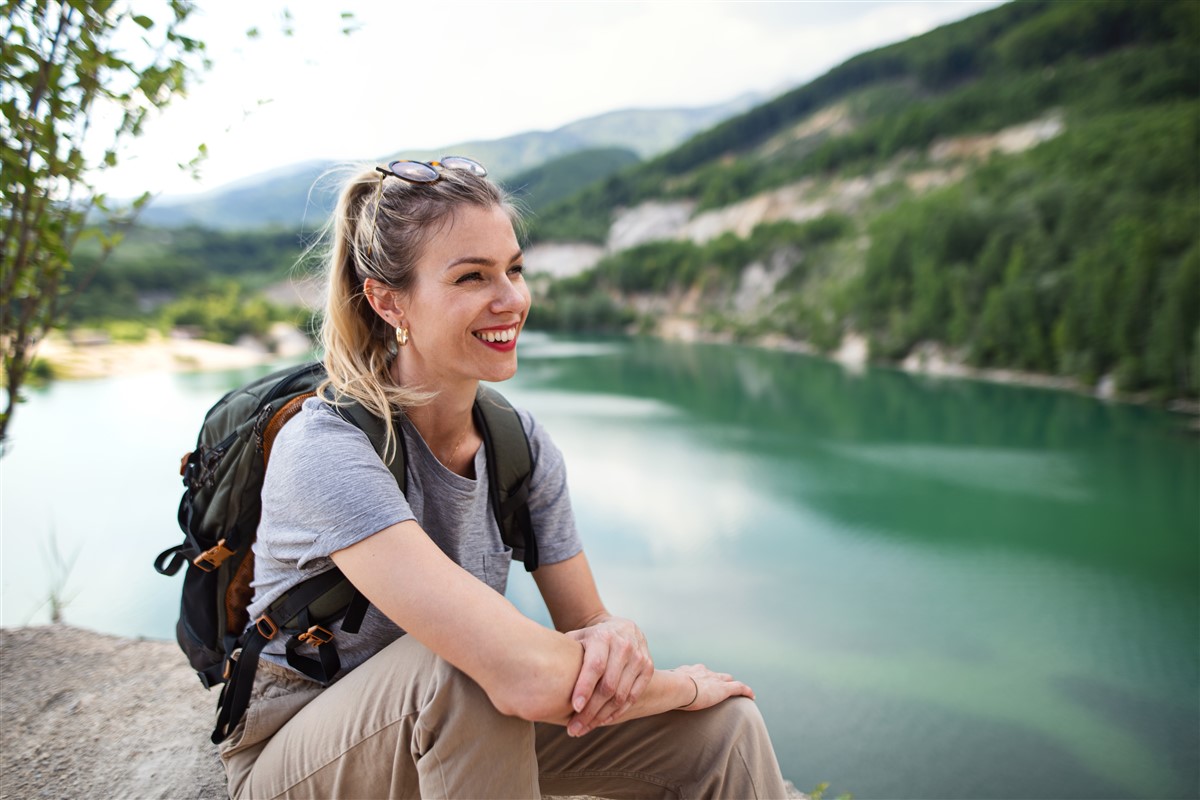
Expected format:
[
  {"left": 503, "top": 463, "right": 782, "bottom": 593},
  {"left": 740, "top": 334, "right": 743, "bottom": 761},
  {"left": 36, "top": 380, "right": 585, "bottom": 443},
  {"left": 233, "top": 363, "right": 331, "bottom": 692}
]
[{"left": 473, "top": 326, "right": 518, "bottom": 344}]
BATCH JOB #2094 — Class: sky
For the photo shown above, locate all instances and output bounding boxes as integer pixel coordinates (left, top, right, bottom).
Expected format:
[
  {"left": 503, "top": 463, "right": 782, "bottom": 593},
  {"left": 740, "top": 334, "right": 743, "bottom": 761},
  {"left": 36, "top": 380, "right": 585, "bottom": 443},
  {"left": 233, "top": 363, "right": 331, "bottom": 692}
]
[{"left": 94, "top": 0, "right": 1007, "bottom": 200}]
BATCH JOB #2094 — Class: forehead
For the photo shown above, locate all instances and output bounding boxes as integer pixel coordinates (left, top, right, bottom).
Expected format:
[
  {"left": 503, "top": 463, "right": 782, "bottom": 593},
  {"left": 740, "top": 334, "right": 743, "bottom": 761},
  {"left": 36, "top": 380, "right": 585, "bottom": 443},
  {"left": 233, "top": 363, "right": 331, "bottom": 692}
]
[{"left": 420, "top": 204, "right": 519, "bottom": 268}]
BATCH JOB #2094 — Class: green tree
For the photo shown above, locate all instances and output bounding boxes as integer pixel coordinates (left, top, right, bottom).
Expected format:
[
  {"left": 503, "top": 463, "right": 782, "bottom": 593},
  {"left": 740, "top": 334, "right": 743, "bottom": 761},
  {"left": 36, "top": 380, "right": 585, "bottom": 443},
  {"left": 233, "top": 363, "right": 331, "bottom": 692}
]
[{"left": 1, "top": 0, "right": 205, "bottom": 445}]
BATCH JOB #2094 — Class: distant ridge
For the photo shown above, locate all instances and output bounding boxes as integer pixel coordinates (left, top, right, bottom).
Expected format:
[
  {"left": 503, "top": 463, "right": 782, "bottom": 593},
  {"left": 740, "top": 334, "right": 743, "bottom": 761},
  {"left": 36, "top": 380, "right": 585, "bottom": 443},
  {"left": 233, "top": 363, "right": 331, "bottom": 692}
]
[{"left": 137, "top": 94, "right": 761, "bottom": 231}]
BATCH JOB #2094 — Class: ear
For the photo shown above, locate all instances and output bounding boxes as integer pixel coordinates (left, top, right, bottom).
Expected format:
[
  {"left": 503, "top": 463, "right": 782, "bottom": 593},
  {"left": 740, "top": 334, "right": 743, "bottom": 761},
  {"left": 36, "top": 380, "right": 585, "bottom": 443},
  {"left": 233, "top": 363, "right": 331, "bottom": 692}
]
[{"left": 363, "top": 278, "right": 408, "bottom": 327}]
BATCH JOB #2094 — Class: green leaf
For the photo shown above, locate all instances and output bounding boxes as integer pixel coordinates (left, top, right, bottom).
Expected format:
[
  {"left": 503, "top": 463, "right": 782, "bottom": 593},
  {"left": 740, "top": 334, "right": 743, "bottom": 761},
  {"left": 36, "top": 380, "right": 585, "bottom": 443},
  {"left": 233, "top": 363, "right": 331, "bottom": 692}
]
[{"left": 132, "top": 14, "right": 153, "bottom": 30}]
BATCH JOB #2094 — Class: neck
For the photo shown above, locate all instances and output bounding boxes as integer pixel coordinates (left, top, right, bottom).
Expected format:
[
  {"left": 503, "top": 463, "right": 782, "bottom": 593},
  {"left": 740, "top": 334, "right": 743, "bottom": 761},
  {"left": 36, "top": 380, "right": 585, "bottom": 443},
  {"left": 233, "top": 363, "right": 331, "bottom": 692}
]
[
  {"left": 405, "top": 385, "right": 475, "bottom": 436},
  {"left": 390, "top": 354, "right": 481, "bottom": 472},
  {"left": 403, "top": 382, "right": 479, "bottom": 475}
]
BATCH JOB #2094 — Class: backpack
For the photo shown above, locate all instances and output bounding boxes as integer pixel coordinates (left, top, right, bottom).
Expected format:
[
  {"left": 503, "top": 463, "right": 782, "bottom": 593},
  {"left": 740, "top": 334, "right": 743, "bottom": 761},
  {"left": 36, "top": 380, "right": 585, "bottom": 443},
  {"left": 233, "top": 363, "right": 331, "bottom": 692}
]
[{"left": 154, "top": 360, "right": 538, "bottom": 743}]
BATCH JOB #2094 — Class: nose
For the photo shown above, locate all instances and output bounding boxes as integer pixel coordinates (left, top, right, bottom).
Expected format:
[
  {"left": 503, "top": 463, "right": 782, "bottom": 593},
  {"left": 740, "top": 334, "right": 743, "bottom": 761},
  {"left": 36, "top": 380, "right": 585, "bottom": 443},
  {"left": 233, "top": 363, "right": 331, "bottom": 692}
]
[{"left": 490, "top": 272, "right": 529, "bottom": 315}]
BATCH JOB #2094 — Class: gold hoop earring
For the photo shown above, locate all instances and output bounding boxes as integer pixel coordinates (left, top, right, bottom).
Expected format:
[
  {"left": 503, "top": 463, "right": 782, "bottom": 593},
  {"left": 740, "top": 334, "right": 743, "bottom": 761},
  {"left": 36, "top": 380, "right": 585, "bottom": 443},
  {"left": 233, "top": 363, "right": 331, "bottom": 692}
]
[{"left": 395, "top": 325, "right": 410, "bottom": 347}]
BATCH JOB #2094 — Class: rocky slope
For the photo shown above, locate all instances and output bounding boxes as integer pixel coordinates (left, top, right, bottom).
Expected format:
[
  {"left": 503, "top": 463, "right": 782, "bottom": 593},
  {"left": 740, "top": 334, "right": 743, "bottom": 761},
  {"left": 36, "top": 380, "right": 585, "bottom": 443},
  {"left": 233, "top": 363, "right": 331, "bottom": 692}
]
[{"left": 0, "top": 626, "right": 805, "bottom": 799}]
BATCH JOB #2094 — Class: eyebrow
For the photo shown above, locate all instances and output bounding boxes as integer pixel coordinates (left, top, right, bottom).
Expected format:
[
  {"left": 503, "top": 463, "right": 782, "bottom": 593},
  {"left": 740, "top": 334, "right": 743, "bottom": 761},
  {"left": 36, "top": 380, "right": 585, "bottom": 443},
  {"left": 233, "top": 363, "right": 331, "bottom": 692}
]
[{"left": 445, "top": 250, "right": 523, "bottom": 271}]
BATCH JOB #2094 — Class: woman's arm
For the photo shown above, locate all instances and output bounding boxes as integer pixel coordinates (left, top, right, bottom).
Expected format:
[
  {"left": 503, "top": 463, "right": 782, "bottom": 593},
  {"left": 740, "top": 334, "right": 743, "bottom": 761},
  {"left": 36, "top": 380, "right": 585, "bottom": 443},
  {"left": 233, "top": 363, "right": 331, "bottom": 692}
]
[
  {"left": 331, "top": 520, "right": 584, "bottom": 723},
  {"left": 332, "top": 525, "right": 755, "bottom": 732}
]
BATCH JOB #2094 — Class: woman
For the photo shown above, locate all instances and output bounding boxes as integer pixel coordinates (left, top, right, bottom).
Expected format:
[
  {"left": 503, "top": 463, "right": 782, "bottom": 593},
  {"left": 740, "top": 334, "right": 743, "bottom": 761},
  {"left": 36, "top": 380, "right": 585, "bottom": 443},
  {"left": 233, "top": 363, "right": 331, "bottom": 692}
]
[{"left": 218, "top": 156, "right": 789, "bottom": 799}]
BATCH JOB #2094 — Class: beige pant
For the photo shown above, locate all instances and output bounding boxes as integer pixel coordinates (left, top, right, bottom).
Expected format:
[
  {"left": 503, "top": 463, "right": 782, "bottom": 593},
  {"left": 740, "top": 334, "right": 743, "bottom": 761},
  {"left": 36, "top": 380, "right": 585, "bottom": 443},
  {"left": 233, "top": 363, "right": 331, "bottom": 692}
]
[{"left": 220, "top": 635, "right": 789, "bottom": 799}]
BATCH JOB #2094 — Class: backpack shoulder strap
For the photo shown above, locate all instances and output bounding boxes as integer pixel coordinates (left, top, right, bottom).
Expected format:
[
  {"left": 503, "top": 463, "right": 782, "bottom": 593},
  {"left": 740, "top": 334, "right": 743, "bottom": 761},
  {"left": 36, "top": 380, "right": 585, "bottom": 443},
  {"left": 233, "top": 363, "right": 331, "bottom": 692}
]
[
  {"left": 473, "top": 385, "right": 538, "bottom": 571},
  {"left": 331, "top": 398, "right": 409, "bottom": 495},
  {"left": 262, "top": 392, "right": 315, "bottom": 464}
]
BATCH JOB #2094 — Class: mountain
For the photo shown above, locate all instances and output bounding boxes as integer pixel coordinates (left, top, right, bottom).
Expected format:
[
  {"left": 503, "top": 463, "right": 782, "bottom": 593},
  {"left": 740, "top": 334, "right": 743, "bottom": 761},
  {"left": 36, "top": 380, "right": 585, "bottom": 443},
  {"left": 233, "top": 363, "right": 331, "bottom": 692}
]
[
  {"left": 78, "top": 1, "right": 1198, "bottom": 402},
  {"left": 529, "top": 0, "right": 1199, "bottom": 402},
  {"left": 136, "top": 95, "right": 760, "bottom": 231}
]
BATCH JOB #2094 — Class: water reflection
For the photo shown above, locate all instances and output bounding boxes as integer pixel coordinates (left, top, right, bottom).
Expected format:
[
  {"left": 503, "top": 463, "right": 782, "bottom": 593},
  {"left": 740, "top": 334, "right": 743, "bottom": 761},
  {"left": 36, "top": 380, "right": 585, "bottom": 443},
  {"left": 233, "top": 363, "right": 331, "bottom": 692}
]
[
  {"left": 504, "top": 335, "right": 1198, "bottom": 799},
  {"left": 2, "top": 336, "right": 1195, "bottom": 798},
  {"left": 512, "top": 337, "right": 1198, "bottom": 588}
]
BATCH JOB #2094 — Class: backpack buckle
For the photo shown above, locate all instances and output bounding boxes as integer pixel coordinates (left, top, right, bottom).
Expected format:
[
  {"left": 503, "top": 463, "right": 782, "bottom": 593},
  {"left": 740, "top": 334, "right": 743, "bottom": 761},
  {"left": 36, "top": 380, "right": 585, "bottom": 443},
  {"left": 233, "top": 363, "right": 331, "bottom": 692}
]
[
  {"left": 193, "top": 539, "right": 235, "bottom": 572},
  {"left": 298, "top": 625, "right": 334, "bottom": 647},
  {"left": 255, "top": 615, "right": 279, "bottom": 640}
]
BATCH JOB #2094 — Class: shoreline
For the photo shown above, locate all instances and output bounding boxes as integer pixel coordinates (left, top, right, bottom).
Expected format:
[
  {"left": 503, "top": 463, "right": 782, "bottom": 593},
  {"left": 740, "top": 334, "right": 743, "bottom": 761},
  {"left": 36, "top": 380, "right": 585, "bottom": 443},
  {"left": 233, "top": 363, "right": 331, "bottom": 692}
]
[
  {"left": 33, "top": 327, "right": 303, "bottom": 381},
  {"left": 654, "top": 323, "right": 1200, "bottom": 419},
  {"left": 34, "top": 326, "right": 1197, "bottom": 420}
]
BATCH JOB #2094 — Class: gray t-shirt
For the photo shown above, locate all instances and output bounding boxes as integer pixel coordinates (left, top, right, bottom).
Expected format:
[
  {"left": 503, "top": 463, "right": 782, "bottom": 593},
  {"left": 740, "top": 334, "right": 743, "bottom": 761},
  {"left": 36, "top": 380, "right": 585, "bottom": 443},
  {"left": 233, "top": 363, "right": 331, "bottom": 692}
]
[{"left": 248, "top": 396, "right": 582, "bottom": 676}]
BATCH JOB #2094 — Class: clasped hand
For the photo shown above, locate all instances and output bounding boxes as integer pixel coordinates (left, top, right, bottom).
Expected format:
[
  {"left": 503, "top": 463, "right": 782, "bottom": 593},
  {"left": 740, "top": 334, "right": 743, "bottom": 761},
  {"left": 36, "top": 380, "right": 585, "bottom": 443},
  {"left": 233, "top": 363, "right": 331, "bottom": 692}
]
[{"left": 565, "top": 615, "right": 652, "bottom": 737}]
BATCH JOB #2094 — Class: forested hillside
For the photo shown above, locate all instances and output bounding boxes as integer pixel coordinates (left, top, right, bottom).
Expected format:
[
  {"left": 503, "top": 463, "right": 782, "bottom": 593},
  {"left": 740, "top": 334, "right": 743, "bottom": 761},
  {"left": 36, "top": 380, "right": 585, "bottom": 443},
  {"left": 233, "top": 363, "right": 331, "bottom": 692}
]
[
  {"left": 530, "top": 0, "right": 1198, "bottom": 402},
  {"left": 66, "top": 225, "right": 311, "bottom": 344},
  {"left": 502, "top": 148, "right": 640, "bottom": 214},
  {"left": 66, "top": 0, "right": 1197, "bottom": 404}
]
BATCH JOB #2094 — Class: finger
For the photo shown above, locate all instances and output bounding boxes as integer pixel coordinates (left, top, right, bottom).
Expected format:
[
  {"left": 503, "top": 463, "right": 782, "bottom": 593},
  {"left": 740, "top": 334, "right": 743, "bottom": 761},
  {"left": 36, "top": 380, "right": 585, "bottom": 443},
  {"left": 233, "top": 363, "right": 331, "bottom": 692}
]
[
  {"left": 595, "top": 641, "right": 631, "bottom": 704},
  {"left": 573, "top": 648, "right": 626, "bottom": 729},
  {"left": 627, "top": 669, "right": 651, "bottom": 706},
  {"left": 610, "top": 654, "right": 640, "bottom": 709},
  {"left": 723, "top": 680, "right": 755, "bottom": 701},
  {"left": 570, "top": 641, "right": 610, "bottom": 713},
  {"left": 588, "top": 659, "right": 645, "bottom": 730},
  {"left": 613, "top": 634, "right": 652, "bottom": 703},
  {"left": 600, "top": 697, "right": 635, "bottom": 728},
  {"left": 573, "top": 665, "right": 621, "bottom": 730},
  {"left": 634, "top": 629, "right": 653, "bottom": 670},
  {"left": 569, "top": 694, "right": 621, "bottom": 737}
]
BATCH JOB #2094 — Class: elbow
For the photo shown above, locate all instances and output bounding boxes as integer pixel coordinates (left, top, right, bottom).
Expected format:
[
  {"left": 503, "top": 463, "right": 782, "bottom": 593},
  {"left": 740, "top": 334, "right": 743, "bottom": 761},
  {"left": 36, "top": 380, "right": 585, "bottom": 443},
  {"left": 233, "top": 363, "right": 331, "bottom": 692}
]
[
  {"left": 488, "top": 677, "right": 573, "bottom": 723},
  {"left": 484, "top": 652, "right": 576, "bottom": 723},
  {"left": 476, "top": 624, "right": 583, "bottom": 722}
]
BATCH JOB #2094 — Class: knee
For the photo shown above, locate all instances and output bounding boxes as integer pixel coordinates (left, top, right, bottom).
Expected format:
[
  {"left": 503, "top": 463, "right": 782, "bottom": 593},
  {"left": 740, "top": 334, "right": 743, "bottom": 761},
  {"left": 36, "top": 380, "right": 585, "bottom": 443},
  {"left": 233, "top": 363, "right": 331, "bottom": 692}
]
[
  {"left": 692, "top": 698, "right": 785, "bottom": 794},
  {"left": 699, "top": 696, "right": 774, "bottom": 750},
  {"left": 707, "top": 695, "right": 765, "bottom": 727}
]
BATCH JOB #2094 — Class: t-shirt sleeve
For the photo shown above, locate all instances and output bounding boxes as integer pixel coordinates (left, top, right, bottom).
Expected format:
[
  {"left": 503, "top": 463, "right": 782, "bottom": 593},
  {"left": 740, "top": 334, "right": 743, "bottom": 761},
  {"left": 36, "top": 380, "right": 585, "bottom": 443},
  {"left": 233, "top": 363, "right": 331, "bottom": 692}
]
[
  {"left": 518, "top": 408, "right": 583, "bottom": 566},
  {"left": 259, "top": 399, "right": 416, "bottom": 570}
]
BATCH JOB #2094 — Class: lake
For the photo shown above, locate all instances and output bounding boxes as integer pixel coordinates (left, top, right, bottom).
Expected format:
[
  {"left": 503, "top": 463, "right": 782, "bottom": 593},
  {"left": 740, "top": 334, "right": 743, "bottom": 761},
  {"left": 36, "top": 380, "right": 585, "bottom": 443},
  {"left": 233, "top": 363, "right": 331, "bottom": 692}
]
[{"left": 2, "top": 333, "right": 1196, "bottom": 799}]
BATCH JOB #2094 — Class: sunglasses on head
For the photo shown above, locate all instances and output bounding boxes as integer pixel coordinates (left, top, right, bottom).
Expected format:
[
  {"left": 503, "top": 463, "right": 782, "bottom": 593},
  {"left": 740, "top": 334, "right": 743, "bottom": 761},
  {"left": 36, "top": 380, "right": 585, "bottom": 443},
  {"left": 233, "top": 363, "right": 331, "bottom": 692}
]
[
  {"left": 366, "top": 156, "right": 488, "bottom": 258},
  {"left": 375, "top": 155, "right": 488, "bottom": 184}
]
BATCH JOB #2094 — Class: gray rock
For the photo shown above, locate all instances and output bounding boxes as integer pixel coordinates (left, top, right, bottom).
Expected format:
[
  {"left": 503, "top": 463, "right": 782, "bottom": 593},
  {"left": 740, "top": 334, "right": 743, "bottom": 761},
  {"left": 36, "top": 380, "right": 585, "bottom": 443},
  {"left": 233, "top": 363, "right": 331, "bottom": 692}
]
[{"left": 1, "top": 625, "right": 805, "bottom": 799}]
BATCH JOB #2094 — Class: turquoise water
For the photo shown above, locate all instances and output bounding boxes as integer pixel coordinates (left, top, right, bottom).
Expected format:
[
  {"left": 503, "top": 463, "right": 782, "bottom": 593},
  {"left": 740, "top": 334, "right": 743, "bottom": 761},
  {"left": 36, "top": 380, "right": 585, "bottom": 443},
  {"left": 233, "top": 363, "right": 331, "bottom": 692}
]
[{"left": 2, "top": 334, "right": 1196, "bottom": 798}]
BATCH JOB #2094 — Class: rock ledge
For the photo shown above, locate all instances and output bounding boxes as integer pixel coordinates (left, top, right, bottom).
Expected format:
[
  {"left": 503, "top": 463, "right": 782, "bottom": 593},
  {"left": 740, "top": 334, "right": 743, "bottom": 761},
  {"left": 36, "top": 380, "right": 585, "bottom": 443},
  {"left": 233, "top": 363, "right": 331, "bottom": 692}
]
[{"left": 1, "top": 625, "right": 804, "bottom": 799}]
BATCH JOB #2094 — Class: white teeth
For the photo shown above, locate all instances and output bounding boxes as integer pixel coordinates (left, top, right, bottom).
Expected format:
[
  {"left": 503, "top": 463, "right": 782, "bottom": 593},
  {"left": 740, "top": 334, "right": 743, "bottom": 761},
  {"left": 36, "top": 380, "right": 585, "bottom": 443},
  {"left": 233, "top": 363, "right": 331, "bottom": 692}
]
[{"left": 475, "top": 327, "right": 516, "bottom": 343}]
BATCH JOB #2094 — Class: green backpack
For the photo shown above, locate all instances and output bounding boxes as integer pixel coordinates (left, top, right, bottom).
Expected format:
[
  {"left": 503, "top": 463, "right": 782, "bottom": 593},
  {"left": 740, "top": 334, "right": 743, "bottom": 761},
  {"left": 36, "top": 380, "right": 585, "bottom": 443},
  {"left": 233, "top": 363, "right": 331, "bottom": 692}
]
[{"left": 154, "top": 360, "right": 538, "bottom": 743}]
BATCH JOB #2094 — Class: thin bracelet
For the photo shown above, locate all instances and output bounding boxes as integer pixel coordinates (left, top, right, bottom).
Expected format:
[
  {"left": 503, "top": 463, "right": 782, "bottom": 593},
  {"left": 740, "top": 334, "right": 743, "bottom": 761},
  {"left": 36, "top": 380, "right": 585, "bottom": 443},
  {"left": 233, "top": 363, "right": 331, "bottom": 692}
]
[{"left": 677, "top": 675, "right": 699, "bottom": 709}]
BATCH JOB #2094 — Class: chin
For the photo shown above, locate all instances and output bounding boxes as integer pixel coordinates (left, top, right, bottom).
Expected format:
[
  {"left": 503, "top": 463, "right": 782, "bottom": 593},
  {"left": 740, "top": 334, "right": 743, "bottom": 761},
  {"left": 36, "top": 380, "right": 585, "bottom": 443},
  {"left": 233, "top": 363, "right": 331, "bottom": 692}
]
[{"left": 488, "top": 358, "right": 520, "bottom": 384}]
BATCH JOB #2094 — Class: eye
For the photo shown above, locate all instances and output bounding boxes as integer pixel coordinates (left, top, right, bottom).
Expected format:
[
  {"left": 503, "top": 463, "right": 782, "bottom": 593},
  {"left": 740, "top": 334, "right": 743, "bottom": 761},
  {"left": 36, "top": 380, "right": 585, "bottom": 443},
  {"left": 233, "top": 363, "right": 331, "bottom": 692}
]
[
  {"left": 454, "top": 271, "right": 484, "bottom": 284},
  {"left": 508, "top": 264, "right": 525, "bottom": 277}
]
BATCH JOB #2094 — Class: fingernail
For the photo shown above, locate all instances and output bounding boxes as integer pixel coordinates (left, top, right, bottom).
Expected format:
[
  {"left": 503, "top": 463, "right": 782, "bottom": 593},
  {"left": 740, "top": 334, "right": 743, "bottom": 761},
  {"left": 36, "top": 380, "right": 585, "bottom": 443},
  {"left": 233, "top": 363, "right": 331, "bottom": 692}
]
[
  {"left": 573, "top": 695, "right": 585, "bottom": 712},
  {"left": 568, "top": 722, "right": 582, "bottom": 737}
]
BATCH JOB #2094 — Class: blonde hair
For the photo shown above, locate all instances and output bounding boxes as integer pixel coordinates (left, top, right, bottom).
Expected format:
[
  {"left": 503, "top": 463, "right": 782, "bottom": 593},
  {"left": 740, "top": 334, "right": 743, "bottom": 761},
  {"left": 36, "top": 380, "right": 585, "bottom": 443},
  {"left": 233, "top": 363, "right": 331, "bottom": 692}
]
[{"left": 318, "top": 162, "right": 520, "bottom": 460}]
